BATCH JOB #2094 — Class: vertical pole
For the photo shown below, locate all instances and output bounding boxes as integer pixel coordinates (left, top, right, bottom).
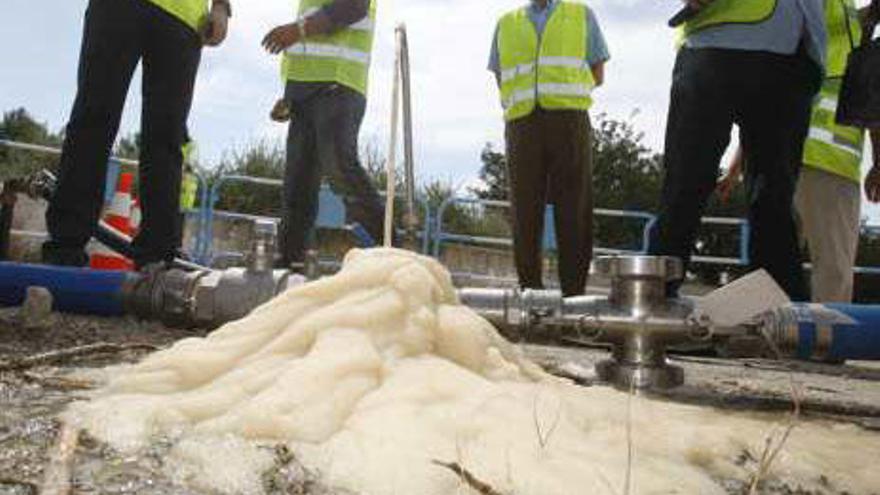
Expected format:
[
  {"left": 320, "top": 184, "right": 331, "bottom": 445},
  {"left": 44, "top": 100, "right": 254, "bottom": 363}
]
[
  {"left": 384, "top": 27, "right": 402, "bottom": 248},
  {"left": 398, "top": 25, "right": 419, "bottom": 250},
  {"left": 739, "top": 221, "right": 751, "bottom": 266}
]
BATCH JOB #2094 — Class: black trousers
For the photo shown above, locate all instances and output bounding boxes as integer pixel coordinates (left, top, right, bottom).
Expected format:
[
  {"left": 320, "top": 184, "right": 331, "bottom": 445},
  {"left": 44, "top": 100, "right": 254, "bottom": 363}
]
[
  {"left": 648, "top": 48, "right": 821, "bottom": 301},
  {"left": 43, "top": 0, "right": 201, "bottom": 268},
  {"left": 280, "top": 83, "right": 384, "bottom": 266},
  {"left": 505, "top": 108, "right": 594, "bottom": 297}
]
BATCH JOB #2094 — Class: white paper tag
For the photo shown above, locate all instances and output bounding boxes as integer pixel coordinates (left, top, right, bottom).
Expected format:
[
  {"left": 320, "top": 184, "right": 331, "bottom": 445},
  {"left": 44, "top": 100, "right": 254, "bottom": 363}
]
[
  {"left": 793, "top": 304, "right": 858, "bottom": 326},
  {"left": 695, "top": 269, "right": 791, "bottom": 327}
]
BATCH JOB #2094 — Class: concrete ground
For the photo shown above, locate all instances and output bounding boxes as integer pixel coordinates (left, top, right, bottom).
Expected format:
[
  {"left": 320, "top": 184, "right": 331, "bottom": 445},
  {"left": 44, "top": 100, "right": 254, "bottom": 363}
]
[{"left": 1, "top": 306, "right": 878, "bottom": 494}]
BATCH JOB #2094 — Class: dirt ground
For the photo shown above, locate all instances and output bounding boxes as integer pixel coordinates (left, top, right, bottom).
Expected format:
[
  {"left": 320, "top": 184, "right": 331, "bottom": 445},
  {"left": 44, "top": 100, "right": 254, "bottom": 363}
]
[{"left": 1, "top": 306, "right": 879, "bottom": 495}]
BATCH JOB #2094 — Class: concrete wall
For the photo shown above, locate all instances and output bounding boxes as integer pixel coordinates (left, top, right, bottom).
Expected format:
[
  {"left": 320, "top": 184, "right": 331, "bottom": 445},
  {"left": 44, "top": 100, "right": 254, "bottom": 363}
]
[
  {"left": 8, "top": 194, "right": 47, "bottom": 263},
  {"left": 7, "top": 198, "right": 542, "bottom": 285}
]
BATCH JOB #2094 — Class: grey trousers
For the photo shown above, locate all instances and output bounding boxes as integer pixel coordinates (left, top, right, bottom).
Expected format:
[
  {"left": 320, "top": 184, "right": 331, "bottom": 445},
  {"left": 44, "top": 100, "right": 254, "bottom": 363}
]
[
  {"left": 795, "top": 167, "right": 862, "bottom": 303},
  {"left": 280, "top": 84, "right": 384, "bottom": 266}
]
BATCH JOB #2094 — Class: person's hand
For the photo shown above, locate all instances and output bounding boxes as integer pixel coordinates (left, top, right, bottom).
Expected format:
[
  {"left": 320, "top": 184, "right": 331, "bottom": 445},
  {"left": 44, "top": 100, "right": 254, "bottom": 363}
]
[
  {"left": 202, "top": 3, "right": 230, "bottom": 47},
  {"left": 866, "top": 167, "right": 880, "bottom": 203},
  {"left": 716, "top": 172, "right": 738, "bottom": 204},
  {"left": 262, "top": 24, "right": 300, "bottom": 54},
  {"left": 270, "top": 98, "right": 291, "bottom": 123}
]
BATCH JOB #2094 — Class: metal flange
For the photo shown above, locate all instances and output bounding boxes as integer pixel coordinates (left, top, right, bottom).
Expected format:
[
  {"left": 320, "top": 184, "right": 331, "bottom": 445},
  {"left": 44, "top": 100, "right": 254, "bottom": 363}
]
[{"left": 592, "top": 255, "right": 688, "bottom": 390}]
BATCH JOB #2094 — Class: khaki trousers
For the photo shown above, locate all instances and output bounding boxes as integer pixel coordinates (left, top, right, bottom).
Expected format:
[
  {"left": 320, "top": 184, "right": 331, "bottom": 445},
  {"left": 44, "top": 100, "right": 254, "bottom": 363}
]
[{"left": 794, "top": 167, "right": 862, "bottom": 303}]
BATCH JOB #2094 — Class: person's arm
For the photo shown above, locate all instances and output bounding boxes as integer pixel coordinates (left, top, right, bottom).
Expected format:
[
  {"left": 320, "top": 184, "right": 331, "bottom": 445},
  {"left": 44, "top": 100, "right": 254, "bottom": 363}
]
[
  {"left": 586, "top": 8, "right": 610, "bottom": 88},
  {"left": 488, "top": 26, "right": 501, "bottom": 88},
  {"left": 865, "top": 130, "right": 880, "bottom": 203},
  {"left": 202, "top": 0, "right": 231, "bottom": 47},
  {"left": 263, "top": 0, "right": 369, "bottom": 54},
  {"left": 591, "top": 63, "right": 605, "bottom": 87}
]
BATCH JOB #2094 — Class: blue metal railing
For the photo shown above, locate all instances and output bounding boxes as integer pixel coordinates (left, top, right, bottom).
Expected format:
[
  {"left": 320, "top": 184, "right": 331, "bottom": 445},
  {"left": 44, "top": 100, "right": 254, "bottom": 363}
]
[
  {"left": 432, "top": 196, "right": 659, "bottom": 259},
  {"left": 3, "top": 139, "right": 880, "bottom": 276},
  {"left": 199, "top": 173, "right": 434, "bottom": 263},
  {"left": 199, "top": 174, "right": 284, "bottom": 263},
  {"left": 430, "top": 196, "right": 880, "bottom": 277}
]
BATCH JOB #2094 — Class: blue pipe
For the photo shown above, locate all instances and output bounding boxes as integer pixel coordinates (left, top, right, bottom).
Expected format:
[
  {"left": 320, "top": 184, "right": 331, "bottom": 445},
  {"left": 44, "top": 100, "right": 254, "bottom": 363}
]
[
  {"left": 0, "top": 262, "right": 132, "bottom": 317},
  {"left": 785, "top": 303, "right": 880, "bottom": 361}
]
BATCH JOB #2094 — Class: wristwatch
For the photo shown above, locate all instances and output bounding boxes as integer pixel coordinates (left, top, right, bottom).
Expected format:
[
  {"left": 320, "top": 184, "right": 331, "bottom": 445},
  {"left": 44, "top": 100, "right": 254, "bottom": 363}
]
[{"left": 212, "top": 0, "right": 232, "bottom": 17}]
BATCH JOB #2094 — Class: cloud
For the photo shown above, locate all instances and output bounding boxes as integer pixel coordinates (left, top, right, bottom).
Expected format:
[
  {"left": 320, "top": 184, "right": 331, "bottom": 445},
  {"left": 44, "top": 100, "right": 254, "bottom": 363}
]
[
  {"left": 0, "top": 0, "right": 679, "bottom": 182},
  {"left": 9, "top": 1, "right": 876, "bottom": 223}
]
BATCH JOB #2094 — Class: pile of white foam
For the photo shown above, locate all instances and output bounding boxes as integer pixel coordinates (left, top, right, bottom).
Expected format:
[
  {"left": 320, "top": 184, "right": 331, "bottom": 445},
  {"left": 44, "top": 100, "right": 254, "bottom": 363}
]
[{"left": 68, "top": 248, "right": 880, "bottom": 494}]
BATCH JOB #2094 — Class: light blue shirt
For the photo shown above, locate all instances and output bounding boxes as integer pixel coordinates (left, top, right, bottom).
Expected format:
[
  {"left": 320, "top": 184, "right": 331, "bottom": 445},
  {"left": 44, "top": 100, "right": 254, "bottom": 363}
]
[
  {"left": 685, "top": 0, "right": 827, "bottom": 69},
  {"left": 488, "top": 0, "right": 610, "bottom": 77}
]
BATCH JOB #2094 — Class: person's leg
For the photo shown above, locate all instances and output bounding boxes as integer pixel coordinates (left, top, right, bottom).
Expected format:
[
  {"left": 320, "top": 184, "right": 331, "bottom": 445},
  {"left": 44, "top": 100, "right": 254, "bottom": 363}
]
[
  {"left": 314, "top": 87, "right": 384, "bottom": 246},
  {"left": 505, "top": 110, "right": 548, "bottom": 290},
  {"left": 795, "top": 168, "right": 861, "bottom": 302},
  {"left": 279, "top": 86, "right": 321, "bottom": 266},
  {"left": 546, "top": 110, "right": 593, "bottom": 296},
  {"left": 648, "top": 48, "right": 736, "bottom": 292},
  {"left": 738, "top": 52, "right": 818, "bottom": 301},
  {"left": 43, "top": 0, "right": 142, "bottom": 266},
  {"left": 133, "top": 1, "right": 202, "bottom": 267}
]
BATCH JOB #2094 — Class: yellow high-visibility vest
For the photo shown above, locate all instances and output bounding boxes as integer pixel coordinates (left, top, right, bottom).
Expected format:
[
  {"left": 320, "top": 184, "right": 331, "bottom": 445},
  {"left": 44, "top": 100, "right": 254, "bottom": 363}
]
[
  {"left": 282, "top": 0, "right": 377, "bottom": 96},
  {"left": 825, "top": 0, "right": 862, "bottom": 78},
  {"left": 497, "top": 2, "right": 595, "bottom": 122},
  {"left": 147, "top": 0, "right": 208, "bottom": 32},
  {"left": 683, "top": 0, "right": 778, "bottom": 35},
  {"left": 803, "top": 0, "right": 865, "bottom": 183}
]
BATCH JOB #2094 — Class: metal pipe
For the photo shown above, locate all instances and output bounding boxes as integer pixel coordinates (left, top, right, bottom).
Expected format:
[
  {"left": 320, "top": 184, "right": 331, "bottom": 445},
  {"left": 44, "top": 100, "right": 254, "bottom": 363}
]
[
  {"left": 0, "top": 138, "right": 139, "bottom": 167},
  {"left": 384, "top": 25, "right": 402, "bottom": 248},
  {"left": 396, "top": 25, "right": 419, "bottom": 249},
  {"left": 459, "top": 256, "right": 701, "bottom": 390}
]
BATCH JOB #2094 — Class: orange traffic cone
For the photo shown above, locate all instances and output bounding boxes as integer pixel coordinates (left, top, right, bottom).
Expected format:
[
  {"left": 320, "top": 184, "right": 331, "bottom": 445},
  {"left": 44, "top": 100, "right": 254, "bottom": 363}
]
[{"left": 90, "top": 172, "right": 135, "bottom": 271}]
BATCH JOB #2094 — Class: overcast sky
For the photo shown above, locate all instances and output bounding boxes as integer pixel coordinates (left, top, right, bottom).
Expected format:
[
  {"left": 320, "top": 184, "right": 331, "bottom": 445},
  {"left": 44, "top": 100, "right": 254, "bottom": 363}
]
[{"left": 2, "top": 0, "right": 878, "bottom": 221}]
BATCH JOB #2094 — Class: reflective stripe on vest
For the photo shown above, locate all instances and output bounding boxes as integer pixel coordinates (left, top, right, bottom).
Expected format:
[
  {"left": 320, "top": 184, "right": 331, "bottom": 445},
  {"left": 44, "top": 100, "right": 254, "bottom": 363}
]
[
  {"left": 282, "top": 0, "right": 377, "bottom": 96},
  {"left": 826, "top": 0, "right": 862, "bottom": 78},
  {"left": 803, "top": 80, "right": 865, "bottom": 183},
  {"left": 147, "top": 0, "right": 208, "bottom": 32},
  {"left": 683, "top": 0, "right": 778, "bottom": 35},
  {"left": 497, "top": 2, "right": 595, "bottom": 122}
]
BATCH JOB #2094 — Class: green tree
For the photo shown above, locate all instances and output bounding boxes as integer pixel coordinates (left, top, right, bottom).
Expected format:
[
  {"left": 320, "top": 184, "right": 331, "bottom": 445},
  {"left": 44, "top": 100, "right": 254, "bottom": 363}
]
[
  {"left": 590, "top": 115, "right": 664, "bottom": 251},
  {"left": 473, "top": 144, "right": 508, "bottom": 201},
  {"left": 114, "top": 132, "right": 141, "bottom": 161},
  {"left": 212, "top": 141, "right": 285, "bottom": 216},
  {"left": 0, "top": 108, "right": 63, "bottom": 181}
]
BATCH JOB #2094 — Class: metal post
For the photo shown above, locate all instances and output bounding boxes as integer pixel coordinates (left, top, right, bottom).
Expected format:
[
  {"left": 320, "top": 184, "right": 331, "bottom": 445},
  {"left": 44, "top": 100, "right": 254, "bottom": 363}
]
[
  {"left": 384, "top": 26, "right": 402, "bottom": 247},
  {"left": 397, "top": 25, "right": 419, "bottom": 250},
  {"left": 739, "top": 221, "right": 751, "bottom": 266}
]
